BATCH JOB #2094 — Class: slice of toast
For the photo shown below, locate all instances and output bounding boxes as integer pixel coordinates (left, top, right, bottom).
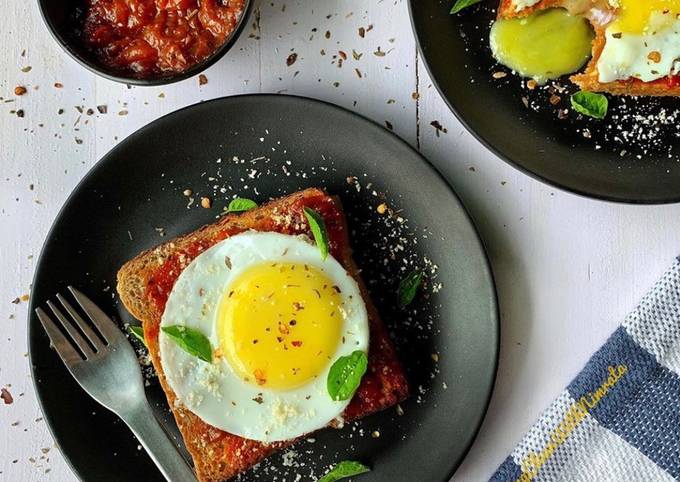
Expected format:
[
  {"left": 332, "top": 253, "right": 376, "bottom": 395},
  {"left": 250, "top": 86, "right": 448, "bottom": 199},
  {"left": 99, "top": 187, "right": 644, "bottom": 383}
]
[
  {"left": 117, "top": 188, "right": 409, "bottom": 482},
  {"left": 496, "top": 0, "right": 680, "bottom": 96}
]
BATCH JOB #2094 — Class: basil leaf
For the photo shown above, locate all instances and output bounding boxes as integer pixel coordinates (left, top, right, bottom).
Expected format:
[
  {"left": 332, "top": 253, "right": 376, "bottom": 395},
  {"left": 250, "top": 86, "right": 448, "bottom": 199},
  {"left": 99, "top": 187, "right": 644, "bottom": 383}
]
[
  {"left": 128, "top": 325, "right": 147, "bottom": 347},
  {"left": 227, "top": 198, "right": 258, "bottom": 213},
  {"left": 450, "top": 0, "right": 482, "bottom": 14},
  {"left": 161, "top": 325, "right": 212, "bottom": 363},
  {"left": 317, "top": 461, "right": 370, "bottom": 482},
  {"left": 570, "top": 91, "right": 608, "bottom": 119},
  {"left": 398, "top": 270, "right": 423, "bottom": 306},
  {"left": 303, "top": 207, "right": 330, "bottom": 260},
  {"left": 327, "top": 350, "right": 368, "bottom": 401}
]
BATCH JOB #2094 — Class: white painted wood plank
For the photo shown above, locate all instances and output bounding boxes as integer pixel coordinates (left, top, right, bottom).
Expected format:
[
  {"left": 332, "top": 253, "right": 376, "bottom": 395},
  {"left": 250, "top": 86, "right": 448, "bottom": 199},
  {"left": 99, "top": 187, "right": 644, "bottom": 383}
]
[{"left": 1, "top": 3, "right": 97, "bottom": 481}]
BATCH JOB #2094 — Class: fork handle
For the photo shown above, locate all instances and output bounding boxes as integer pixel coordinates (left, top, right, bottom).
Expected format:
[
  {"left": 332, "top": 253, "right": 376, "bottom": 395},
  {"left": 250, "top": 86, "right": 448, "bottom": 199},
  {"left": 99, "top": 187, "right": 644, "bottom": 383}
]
[{"left": 123, "top": 399, "right": 197, "bottom": 482}]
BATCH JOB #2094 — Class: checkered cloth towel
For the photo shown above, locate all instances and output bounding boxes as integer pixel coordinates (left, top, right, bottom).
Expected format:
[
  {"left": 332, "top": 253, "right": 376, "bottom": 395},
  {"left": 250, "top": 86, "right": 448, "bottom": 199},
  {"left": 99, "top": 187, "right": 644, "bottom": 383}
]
[{"left": 492, "top": 257, "right": 680, "bottom": 482}]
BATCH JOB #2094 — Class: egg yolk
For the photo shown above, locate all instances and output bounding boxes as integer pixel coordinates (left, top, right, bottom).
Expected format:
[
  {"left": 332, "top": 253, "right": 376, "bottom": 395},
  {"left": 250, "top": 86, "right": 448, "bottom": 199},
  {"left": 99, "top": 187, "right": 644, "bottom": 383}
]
[
  {"left": 218, "top": 262, "right": 344, "bottom": 390},
  {"left": 612, "top": 0, "right": 680, "bottom": 33},
  {"left": 490, "top": 8, "right": 594, "bottom": 83}
]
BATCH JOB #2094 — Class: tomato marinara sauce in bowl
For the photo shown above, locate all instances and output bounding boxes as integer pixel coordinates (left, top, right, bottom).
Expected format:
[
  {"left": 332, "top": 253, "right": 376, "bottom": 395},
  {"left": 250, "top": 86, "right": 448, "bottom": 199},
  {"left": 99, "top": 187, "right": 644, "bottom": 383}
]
[{"left": 39, "top": 0, "right": 251, "bottom": 85}]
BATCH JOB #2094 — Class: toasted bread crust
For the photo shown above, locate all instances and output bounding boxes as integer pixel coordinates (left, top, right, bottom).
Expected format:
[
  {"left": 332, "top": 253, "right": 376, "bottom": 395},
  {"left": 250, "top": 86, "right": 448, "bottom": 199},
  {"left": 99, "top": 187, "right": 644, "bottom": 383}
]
[
  {"left": 117, "top": 188, "right": 408, "bottom": 482},
  {"left": 496, "top": 1, "right": 680, "bottom": 96},
  {"left": 496, "top": 0, "right": 562, "bottom": 19}
]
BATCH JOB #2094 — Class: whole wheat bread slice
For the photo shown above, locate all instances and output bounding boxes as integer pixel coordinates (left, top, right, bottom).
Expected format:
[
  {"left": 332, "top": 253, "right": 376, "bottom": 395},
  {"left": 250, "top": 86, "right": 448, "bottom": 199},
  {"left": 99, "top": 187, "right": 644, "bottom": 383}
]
[{"left": 117, "top": 188, "right": 409, "bottom": 482}]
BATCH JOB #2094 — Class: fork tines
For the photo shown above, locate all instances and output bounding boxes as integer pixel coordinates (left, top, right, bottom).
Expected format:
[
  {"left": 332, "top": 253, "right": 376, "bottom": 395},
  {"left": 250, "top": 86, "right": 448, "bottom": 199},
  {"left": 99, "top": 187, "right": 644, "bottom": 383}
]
[{"left": 35, "top": 287, "right": 118, "bottom": 364}]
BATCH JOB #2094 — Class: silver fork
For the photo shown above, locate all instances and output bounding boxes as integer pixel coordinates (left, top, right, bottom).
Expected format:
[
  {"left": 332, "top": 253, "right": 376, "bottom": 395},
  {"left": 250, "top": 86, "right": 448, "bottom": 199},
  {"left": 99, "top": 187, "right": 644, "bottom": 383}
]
[{"left": 35, "top": 286, "right": 196, "bottom": 482}]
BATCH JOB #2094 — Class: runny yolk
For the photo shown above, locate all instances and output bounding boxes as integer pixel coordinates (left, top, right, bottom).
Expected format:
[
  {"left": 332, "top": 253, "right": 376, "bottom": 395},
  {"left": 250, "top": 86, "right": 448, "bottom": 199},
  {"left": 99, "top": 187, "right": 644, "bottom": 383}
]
[
  {"left": 611, "top": 0, "right": 680, "bottom": 34},
  {"left": 490, "top": 8, "right": 594, "bottom": 83},
  {"left": 218, "top": 262, "right": 343, "bottom": 390}
]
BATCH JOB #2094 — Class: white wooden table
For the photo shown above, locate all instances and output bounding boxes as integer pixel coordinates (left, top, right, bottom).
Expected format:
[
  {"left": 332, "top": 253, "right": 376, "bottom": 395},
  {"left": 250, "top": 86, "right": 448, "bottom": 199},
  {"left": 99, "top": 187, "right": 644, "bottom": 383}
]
[{"left": 2, "top": 1, "right": 679, "bottom": 480}]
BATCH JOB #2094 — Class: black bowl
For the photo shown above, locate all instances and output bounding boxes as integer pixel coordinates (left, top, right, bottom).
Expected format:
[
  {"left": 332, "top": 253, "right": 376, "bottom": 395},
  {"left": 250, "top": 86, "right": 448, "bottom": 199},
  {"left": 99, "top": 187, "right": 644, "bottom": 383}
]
[
  {"left": 38, "top": 0, "right": 252, "bottom": 86},
  {"left": 409, "top": 0, "right": 680, "bottom": 204}
]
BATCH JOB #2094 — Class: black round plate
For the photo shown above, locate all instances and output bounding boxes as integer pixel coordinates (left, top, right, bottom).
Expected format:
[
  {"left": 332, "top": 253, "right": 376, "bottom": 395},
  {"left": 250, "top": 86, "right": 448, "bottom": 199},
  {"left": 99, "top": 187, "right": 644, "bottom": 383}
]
[
  {"left": 28, "top": 95, "right": 498, "bottom": 481},
  {"left": 409, "top": 0, "right": 680, "bottom": 203}
]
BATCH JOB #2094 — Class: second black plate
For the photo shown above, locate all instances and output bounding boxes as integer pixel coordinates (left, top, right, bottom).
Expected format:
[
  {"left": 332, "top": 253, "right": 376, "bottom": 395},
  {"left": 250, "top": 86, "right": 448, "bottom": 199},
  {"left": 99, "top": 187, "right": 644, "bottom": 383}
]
[
  {"left": 410, "top": 0, "right": 680, "bottom": 203},
  {"left": 29, "top": 95, "right": 498, "bottom": 481}
]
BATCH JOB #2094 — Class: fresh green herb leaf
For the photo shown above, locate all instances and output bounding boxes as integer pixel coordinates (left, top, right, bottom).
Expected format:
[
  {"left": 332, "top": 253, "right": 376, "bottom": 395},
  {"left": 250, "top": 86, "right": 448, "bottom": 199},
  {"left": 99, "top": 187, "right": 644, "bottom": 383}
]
[
  {"left": 570, "top": 91, "right": 608, "bottom": 119},
  {"left": 303, "top": 207, "right": 330, "bottom": 260},
  {"left": 327, "top": 350, "right": 368, "bottom": 401},
  {"left": 317, "top": 461, "right": 370, "bottom": 482},
  {"left": 450, "top": 0, "right": 482, "bottom": 14},
  {"left": 227, "top": 198, "right": 258, "bottom": 213},
  {"left": 128, "top": 325, "right": 147, "bottom": 347},
  {"left": 161, "top": 325, "right": 212, "bottom": 363},
  {"left": 398, "top": 270, "right": 423, "bottom": 306}
]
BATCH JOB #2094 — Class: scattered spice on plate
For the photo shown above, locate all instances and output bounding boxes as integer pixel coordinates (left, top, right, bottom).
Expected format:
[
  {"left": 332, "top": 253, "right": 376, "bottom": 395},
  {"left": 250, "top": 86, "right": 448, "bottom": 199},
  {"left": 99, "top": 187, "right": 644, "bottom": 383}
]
[
  {"left": 199, "top": 74, "right": 208, "bottom": 86},
  {"left": 286, "top": 53, "right": 298, "bottom": 66},
  {"left": 14, "top": 86, "right": 27, "bottom": 96}
]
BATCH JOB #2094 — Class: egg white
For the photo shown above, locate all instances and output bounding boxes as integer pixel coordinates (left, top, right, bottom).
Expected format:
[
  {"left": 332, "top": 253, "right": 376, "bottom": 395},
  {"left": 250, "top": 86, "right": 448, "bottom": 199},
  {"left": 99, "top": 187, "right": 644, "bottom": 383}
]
[
  {"left": 598, "top": 13, "right": 680, "bottom": 83},
  {"left": 159, "top": 231, "right": 369, "bottom": 443}
]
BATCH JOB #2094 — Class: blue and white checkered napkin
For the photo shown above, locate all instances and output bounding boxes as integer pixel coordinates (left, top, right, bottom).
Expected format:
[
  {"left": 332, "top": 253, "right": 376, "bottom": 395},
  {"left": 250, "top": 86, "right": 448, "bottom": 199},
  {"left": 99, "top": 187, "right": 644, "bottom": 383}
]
[{"left": 492, "top": 257, "right": 680, "bottom": 482}]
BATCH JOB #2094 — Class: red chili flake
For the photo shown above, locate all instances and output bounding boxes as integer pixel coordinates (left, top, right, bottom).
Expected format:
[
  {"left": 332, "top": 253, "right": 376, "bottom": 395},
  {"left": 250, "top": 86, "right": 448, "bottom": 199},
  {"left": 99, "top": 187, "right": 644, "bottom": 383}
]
[
  {"left": 198, "top": 74, "right": 208, "bottom": 86},
  {"left": 54, "top": 83, "right": 63, "bottom": 89},
  {"left": 14, "top": 86, "right": 27, "bottom": 96},
  {"left": 286, "top": 53, "right": 298, "bottom": 66},
  {"left": 1, "top": 387, "right": 13, "bottom": 405},
  {"left": 338, "top": 50, "right": 347, "bottom": 60},
  {"left": 254, "top": 369, "right": 267, "bottom": 386},
  {"left": 291, "top": 341, "right": 303, "bottom": 347}
]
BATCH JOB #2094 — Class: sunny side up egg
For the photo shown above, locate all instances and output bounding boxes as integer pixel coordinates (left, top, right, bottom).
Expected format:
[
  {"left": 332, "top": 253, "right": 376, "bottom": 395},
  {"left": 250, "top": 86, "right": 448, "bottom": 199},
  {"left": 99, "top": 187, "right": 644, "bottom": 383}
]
[
  {"left": 159, "top": 232, "right": 369, "bottom": 443},
  {"left": 598, "top": 0, "right": 680, "bottom": 82}
]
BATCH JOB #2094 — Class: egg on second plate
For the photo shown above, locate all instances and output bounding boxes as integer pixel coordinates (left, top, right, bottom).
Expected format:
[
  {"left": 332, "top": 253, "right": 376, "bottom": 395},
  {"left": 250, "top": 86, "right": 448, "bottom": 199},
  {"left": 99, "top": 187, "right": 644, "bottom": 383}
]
[
  {"left": 159, "top": 231, "right": 369, "bottom": 443},
  {"left": 597, "top": 0, "right": 680, "bottom": 83}
]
